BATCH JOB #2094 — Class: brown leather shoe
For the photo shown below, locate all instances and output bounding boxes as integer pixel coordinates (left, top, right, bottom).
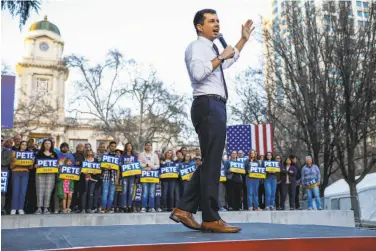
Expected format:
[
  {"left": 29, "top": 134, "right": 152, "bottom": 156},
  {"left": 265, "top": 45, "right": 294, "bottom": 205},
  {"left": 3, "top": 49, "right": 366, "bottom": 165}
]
[
  {"left": 201, "top": 220, "right": 241, "bottom": 233},
  {"left": 169, "top": 208, "right": 202, "bottom": 231}
]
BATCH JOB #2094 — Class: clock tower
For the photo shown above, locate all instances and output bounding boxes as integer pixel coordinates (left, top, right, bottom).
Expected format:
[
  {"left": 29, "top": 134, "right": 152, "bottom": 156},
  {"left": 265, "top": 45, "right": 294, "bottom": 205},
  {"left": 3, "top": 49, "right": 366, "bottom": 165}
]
[{"left": 16, "top": 16, "right": 69, "bottom": 123}]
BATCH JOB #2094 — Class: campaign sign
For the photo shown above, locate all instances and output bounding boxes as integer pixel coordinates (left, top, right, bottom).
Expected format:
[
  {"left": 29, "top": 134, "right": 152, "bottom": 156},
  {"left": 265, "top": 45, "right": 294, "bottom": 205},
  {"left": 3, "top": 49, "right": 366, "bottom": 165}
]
[
  {"left": 81, "top": 161, "right": 101, "bottom": 174},
  {"left": 14, "top": 151, "right": 34, "bottom": 166},
  {"left": 249, "top": 165, "right": 266, "bottom": 179},
  {"left": 1, "top": 170, "right": 9, "bottom": 193},
  {"left": 237, "top": 157, "right": 248, "bottom": 163},
  {"left": 305, "top": 178, "right": 318, "bottom": 189},
  {"left": 155, "top": 184, "right": 161, "bottom": 197},
  {"left": 140, "top": 170, "right": 160, "bottom": 183},
  {"left": 100, "top": 154, "right": 120, "bottom": 170},
  {"left": 133, "top": 184, "right": 143, "bottom": 202},
  {"left": 220, "top": 165, "right": 227, "bottom": 182},
  {"left": 36, "top": 159, "right": 58, "bottom": 173},
  {"left": 179, "top": 164, "right": 196, "bottom": 181},
  {"left": 59, "top": 166, "right": 81, "bottom": 181},
  {"left": 264, "top": 161, "right": 280, "bottom": 173},
  {"left": 115, "top": 185, "right": 123, "bottom": 192},
  {"left": 229, "top": 161, "right": 246, "bottom": 174},
  {"left": 121, "top": 162, "right": 141, "bottom": 177},
  {"left": 160, "top": 164, "right": 179, "bottom": 179}
]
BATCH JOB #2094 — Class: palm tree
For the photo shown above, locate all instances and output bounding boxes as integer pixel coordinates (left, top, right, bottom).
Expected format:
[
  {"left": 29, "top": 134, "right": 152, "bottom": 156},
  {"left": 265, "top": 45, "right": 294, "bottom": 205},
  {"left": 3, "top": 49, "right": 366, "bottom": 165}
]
[{"left": 1, "top": 0, "right": 41, "bottom": 29}]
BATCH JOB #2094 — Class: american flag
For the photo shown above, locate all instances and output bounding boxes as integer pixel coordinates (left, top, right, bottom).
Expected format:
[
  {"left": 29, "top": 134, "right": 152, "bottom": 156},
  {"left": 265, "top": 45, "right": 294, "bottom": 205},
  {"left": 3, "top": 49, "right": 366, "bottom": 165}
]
[{"left": 226, "top": 124, "right": 274, "bottom": 157}]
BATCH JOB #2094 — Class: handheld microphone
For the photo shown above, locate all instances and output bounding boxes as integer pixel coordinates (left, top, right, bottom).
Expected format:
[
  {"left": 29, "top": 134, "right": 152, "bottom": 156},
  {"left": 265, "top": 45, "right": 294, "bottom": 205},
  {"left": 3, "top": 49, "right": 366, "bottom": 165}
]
[{"left": 217, "top": 33, "right": 228, "bottom": 48}]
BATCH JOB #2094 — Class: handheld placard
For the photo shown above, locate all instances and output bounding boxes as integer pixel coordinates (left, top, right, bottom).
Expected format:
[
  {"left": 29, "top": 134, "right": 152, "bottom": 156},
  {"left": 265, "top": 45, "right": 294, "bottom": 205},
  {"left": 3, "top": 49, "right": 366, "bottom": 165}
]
[
  {"left": 36, "top": 159, "right": 59, "bottom": 173},
  {"left": 179, "top": 164, "right": 196, "bottom": 181},
  {"left": 160, "top": 164, "right": 179, "bottom": 179},
  {"left": 264, "top": 161, "right": 280, "bottom": 173},
  {"left": 81, "top": 161, "right": 101, "bottom": 174},
  {"left": 14, "top": 151, "right": 34, "bottom": 166},
  {"left": 248, "top": 165, "right": 266, "bottom": 179},
  {"left": 305, "top": 178, "right": 318, "bottom": 189},
  {"left": 1, "top": 170, "right": 9, "bottom": 193},
  {"left": 121, "top": 162, "right": 142, "bottom": 177},
  {"left": 59, "top": 165, "right": 81, "bottom": 181},
  {"left": 220, "top": 165, "right": 227, "bottom": 182},
  {"left": 140, "top": 170, "right": 160, "bottom": 183},
  {"left": 229, "top": 161, "right": 246, "bottom": 174},
  {"left": 100, "top": 154, "right": 120, "bottom": 170}
]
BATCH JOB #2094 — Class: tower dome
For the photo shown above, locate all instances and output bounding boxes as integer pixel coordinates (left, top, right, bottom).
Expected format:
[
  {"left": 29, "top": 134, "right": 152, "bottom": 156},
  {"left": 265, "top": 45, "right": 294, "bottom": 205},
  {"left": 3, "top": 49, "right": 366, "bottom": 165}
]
[{"left": 29, "top": 15, "right": 60, "bottom": 36}]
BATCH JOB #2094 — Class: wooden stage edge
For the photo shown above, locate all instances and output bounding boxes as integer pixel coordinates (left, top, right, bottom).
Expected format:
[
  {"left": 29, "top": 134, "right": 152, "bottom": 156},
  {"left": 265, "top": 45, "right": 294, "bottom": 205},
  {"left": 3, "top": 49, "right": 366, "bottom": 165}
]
[{"left": 48, "top": 236, "right": 376, "bottom": 251}]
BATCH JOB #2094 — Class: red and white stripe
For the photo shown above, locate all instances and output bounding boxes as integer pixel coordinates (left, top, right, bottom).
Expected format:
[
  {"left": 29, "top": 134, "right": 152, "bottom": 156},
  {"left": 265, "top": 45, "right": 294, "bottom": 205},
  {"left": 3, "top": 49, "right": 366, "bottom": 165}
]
[{"left": 250, "top": 124, "right": 274, "bottom": 156}]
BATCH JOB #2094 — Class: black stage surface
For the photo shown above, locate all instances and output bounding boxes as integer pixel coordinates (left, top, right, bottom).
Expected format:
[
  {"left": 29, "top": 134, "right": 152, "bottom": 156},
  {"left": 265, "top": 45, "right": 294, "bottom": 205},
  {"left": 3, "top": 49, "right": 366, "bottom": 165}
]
[{"left": 2, "top": 223, "right": 376, "bottom": 251}]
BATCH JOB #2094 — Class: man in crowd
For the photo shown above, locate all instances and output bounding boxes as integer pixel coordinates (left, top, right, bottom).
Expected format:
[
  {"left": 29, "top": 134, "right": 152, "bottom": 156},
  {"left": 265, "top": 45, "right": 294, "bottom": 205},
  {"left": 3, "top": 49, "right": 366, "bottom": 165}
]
[
  {"left": 71, "top": 144, "right": 85, "bottom": 213},
  {"left": 12, "top": 135, "right": 21, "bottom": 151}
]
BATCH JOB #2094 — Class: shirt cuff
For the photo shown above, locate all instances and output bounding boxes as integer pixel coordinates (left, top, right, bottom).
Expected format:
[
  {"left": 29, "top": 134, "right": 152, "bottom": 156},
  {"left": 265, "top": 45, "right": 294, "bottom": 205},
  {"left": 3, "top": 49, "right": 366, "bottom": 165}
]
[{"left": 233, "top": 47, "right": 240, "bottom": 61}]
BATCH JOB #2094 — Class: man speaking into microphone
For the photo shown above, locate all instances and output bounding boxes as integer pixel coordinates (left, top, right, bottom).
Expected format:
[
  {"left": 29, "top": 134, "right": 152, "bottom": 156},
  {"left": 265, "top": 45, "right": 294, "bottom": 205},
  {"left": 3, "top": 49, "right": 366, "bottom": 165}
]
[{"left": 169, "top": 9, "right": 254, "bottom": 233}]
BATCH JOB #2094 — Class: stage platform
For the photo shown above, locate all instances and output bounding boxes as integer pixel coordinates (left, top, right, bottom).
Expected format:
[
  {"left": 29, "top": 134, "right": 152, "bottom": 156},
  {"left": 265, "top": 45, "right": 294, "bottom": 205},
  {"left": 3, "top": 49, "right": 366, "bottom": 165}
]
[
  {"left": 1, "top": 210, "right": 355, "bottom": 229},
  {"left": 1, "top": 223, "right": 376, "bottom": 251}
]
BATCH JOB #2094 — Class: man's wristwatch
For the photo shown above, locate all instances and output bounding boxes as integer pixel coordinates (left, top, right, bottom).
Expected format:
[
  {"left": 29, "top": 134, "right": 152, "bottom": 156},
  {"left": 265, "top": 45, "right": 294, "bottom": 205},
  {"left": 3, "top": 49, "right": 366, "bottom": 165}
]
[{"left": 217, "top": 55, "right": 225, "bottom": 63}]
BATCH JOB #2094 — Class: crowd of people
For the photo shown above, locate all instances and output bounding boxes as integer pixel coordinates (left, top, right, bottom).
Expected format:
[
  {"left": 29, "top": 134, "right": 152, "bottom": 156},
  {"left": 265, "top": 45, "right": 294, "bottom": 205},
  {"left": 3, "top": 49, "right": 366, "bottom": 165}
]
[{"left": 1, "top": 135, "right": 323, "bottom": 215}]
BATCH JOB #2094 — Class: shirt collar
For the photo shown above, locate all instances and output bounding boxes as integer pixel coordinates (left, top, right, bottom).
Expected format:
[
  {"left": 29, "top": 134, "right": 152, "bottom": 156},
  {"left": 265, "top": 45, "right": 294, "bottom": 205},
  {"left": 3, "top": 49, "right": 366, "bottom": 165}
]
[{"left": 198, "top": 35, "right": 214, "bottom": 47}]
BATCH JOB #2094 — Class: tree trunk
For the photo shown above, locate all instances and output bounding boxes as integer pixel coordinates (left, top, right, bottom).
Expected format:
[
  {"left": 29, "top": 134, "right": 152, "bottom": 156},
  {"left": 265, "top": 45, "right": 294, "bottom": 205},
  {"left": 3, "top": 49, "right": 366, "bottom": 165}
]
[{"left": 349, "top": 181, "right": 361, "bottom": 224}]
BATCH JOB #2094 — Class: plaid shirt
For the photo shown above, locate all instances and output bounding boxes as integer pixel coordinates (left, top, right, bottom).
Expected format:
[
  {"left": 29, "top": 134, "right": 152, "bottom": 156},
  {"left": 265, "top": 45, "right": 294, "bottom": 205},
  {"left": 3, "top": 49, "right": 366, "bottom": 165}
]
[{"left": 101, "top": 152, "right": 117, "bottom": 184}]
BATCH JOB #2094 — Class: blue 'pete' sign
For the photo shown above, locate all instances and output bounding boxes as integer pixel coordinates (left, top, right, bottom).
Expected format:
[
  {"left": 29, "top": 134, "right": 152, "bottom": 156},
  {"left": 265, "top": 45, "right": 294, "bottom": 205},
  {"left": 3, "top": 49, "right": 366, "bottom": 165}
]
[
  {"left": 160, "top": 162, "right": 179, "bottom": 178},
  {"left": 140, "top": 170, "right": 160, "bottom": 183},
  {"left": 36, "top": 159, "right": 58, "bottom": 173},
  {"left": 100, "top": 154, "right": 120, "bottom": 170},
  {"left": 14, "top": 151, "right": 34, "bottom": 166},
  {"left": 179, "top": 164, "right": 196, "bottom": 181},
  {"left": 59, "top": 165, "right": 81, "bottom": 181},
  {"left": 81, "top": 161, "right": 101, "bottom": 174},
  {"left": 264, "top": 161, "right": 280, "bottom": 173},
  {"left": 1, "top": 170, "right": 9, "bottom": 193},
  {"left": 121, "top": 162, "right": 141, "bottom": 177}
]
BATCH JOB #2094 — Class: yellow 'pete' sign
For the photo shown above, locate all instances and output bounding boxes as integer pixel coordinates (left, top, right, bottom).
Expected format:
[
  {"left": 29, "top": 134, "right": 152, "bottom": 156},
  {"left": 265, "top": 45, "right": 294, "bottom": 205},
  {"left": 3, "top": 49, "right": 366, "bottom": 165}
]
[
  {"left": 36, "top": 159, "right": 58, "bottom": 174},
  {"left": 15, "top": 151, "right": 35, "bottom": 166},
  {"left": 100, "top": 154, "right": 120, "bottom": 170},
  {"left": 264, "top": 161, "right": 280, "bottom": 173},
  {"left": 229, "top": 161, "right": 246, "bottom": 174}
]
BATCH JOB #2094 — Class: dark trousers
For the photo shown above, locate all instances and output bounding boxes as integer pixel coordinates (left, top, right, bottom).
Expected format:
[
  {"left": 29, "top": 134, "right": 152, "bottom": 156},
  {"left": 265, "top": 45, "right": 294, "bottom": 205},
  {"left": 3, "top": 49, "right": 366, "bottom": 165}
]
[
  {"left": 178, "top": 96, "right": 226, "bottom": 222},
  {"left": 162, "top": 179, "right": 178, "bottom": 210},
  {"left": 242, "top": 174, "right": 248, "bottom": 210},
  {"left": 275, "top": 183, "right": 282, "bottom": 209},
  {"left": 281, "top": 182, "right": 296, "bottom": 209},
  {"left": 25, "top": 169, "right": 37, "bottom": 214},
  {"left": 227, "top": 179, "right": 242, "bottom": 210},
  {"left": 258, "top": 181, "right": 265, "bottom": 209},
  {"left": 81, "top": 180, "right": 98, "bottom": 210},
  {"left": 295, "top": 185, "right": 301, "bottom": 209}
]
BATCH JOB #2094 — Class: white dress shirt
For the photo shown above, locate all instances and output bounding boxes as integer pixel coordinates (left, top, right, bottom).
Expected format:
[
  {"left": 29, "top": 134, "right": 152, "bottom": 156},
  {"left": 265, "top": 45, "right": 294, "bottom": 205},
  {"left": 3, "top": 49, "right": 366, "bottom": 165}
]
[{"left": 185, "top": 36, "right": 240, "bottom": 99}]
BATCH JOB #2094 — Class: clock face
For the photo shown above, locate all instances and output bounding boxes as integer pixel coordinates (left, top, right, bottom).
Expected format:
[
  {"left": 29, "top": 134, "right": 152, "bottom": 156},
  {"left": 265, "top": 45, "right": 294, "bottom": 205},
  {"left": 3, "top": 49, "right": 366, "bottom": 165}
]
[{"left": 39, "top": 42, "right": 49, "bottom": 51}]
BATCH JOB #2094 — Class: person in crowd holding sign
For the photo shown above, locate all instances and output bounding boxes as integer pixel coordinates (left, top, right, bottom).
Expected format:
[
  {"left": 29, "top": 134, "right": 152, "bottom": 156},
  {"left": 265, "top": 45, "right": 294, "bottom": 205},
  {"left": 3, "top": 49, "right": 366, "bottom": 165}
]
[
  {"left": 274, "top": 155, "right": 282, "bottom": 210},
  {"left": 80, "top": 150, "right": 101, "bottom": 213},
  {"left": 291, "top": 155, "right": 302, "bottom": 210},
  {"left": 160, "top": 150, "right": 180, "bottom": 212},
  {"left": 263, "top": 152, "right": 279, "bottom": 210},
  {"left": 57, "top": 158, "right": 75, "bottom": 213},
  {"left": 180, "top": 153, "right": 195, "bottom": 193},
  {"left": 139, "top": 142, "right": 160, "bottom": 213},
  {"left": 244, "top": 150, "right": 262, "bottom": 211},
  {"left": 301, "top": 156, "right": 322, "bottom": 210},
  {"left": 73, "top": 144, "right": 85, "bottom": 213},
  {"left": 121, "top": 143, "right": 138, "bottom": 213},
  {"left": 280, "top": 157, "right": 297, "bottom": 210},
  {"left": 258, "top": 154, "right": 265, "bottom": 209},
  {"left": 224, "top": 151, "right": 243, "bottom": 211},
  {"left": 34, "top": 139, "right": 58, "bottom": 214},
  {"left": 100, "top": 141, "right": 120, "bottom": 213},
  {"left": 10, "top": 141, "right": 34, "bottom": 215}
]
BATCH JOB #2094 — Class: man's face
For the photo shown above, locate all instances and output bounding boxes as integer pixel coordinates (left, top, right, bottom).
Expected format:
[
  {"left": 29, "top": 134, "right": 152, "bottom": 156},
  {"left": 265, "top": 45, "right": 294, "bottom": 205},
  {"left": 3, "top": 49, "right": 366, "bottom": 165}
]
[
  {"left": 61, "top": 146, "right": 69, "bottom": 153},
  {"left": 306, "top": 158, "right": 313, "bottom": 166},
  {"left": 195, "top": 159, "right": 201, "bottom": 166},
  {"left": 197, "top": 13, "right": 220, "bottom": 41},
  {"left": 145, "top": 143, "right": 151, "bottom": 152},
  {"left": 292, "top": 157, "right": 297, "bottom": 164},
  {"left": 28, "top": 140, "right": 34, "bottom": 148},
  {"left": 99, "top": 144, "right": 106, "bottom": 153},
  {"left": 78, "top": 144, "right": 85, "bottom": 152},
  {"left": 14, "top": 136, "right": 21, "bottom": 146},
  {"left": 177, "top": 152, "right": 183, "bottom": 159},
  {"left": 5, "top": 140, "right": 13, "bottom": 148},
  {"left": 109, "top": 143, "right": 116, "bottom": 153}
]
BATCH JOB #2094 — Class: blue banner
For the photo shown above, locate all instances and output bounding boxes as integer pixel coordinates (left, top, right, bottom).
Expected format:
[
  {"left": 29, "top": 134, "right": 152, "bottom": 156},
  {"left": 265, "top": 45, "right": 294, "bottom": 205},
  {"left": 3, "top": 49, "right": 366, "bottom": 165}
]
[
  {"left": 1, "top": 170, "right": 9, "bottom": 193},
  {"left": 155, "top": 184, "right": 161, "bottom": 197},
  {"left": 81, "top": 161, "right": 101, "bottom": 174},
  {"left": 179, "top": 164, "right": 196, "bottom": 181},
  {"left": 134, "top": 183, "right": 143, "bottom": 202},
  {"left": 264, "top": 161, "right": 280, "bottom": 173},
  {"left": 14, "top": 151, "right": 34, "bottom": 166},
  {"left": 140, "top": 170, "right": 160, "bottom": 183},
  {"left": 59, "top": 165, "right": 81, "bottom": 181},
  {"left": 229, "top": 161, "right": 245, "bottom": 174},
  {"left": 100, "top": 154, "right": 120, "bottom": 170},
  {"left": 1, "top": 75, "right": 15, "bottom": 129},
  {"left": 121, "top": 162, "right": 142, "bottom": 177},
  {"left": 36, "top": 159, "right": 58, "bottom": 173}
]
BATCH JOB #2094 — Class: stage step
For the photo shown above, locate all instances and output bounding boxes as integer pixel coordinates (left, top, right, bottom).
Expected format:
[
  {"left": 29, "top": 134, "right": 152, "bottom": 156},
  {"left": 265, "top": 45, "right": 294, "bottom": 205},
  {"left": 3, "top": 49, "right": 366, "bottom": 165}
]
[{"left": 1, "top": 210, "right": 355, "bottom": 229}]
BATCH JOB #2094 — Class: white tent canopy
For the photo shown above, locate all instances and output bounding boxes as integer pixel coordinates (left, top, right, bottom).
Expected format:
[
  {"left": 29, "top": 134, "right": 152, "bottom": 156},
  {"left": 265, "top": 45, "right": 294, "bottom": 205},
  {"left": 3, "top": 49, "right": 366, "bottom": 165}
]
[{"left": 324, "top": 172, "right": 376, "bottom": 197}]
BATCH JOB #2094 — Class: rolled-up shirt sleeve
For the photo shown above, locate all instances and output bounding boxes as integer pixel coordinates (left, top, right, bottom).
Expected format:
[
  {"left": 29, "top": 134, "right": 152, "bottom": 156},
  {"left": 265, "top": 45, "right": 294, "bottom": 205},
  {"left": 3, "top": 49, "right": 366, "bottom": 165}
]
[
  {"left": 222, "top": 47, "right": 240, "bottom": 69},
  {"left": 186, "top": 43, "right": 213, "bottom": 83}
]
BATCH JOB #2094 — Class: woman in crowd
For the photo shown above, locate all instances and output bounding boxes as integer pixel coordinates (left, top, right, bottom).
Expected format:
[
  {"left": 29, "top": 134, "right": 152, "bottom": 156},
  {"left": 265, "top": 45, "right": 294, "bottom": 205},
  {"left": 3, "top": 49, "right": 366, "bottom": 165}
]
[
  {"left": 160, "top": 150, "right": 179, "bottom": 212},
  {"left": 258, "top": 154, "right": 265, "bottom": 209},
  {"left": 122, "top": 143, "right": 138, "bottom": 213},
  {"left": 80, "top": 150, "right": 100, "bottom": 213},
  {"left": 274, "top": 155, "right": 282, "bottom": 210},
  {"left": 264, "top": 152, "right": 277, "bottom": 210},
  {"left": 34, "top": 139, "right": 58, "bottom": 214},
  {"left": 225, "top": 151, "right": 243, "bottom": 211},
  {"left": 10, "top": 141, "right": 33, "bottom": 215},
  {"left": 244, "top": 150, "right": 261, "bottom": 211},
  {"left": 57, "top": 158, "right": 75, "bottom": 213},
  {"left": 280, "top": 157, "right": 297, "bottom": 210}
]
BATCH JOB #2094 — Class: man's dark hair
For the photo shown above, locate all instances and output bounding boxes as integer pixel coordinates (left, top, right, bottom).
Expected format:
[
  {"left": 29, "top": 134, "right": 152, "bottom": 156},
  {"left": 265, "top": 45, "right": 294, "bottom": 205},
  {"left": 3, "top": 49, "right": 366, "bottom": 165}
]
[
  {"left": 60, "top": 142, "right": 69, "bottom": 149},
  {"left": 109, "top": 141, "right": 117, "bottom": 146},
  {"left": 193, "top": 9, "right": 217, "bottom": 34},
  {"left": 176, "top": 150, "right": 183, "bottom": 156},
  {"left": 145, "top": 141, "right": 152, "bottom": 146}
]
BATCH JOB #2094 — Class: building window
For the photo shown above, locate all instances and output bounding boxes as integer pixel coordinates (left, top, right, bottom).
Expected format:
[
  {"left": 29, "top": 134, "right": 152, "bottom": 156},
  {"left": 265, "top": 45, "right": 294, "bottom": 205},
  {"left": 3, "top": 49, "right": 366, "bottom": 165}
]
[
  {"left": 363, "top": 2, "right": 368, "bottom": 8},
  {"left": 36, "top": 78, "right": 49, "bottom": 92},
  {"left": 358, "top": 20, "right": 364, "bottom": 26},
  {"left": 356, "top": 1, "right": 362, "bottom": 7},
  {"left": 357, "top": 11, "right": 363, "bottom": 17},
  {"left": 364, "top": 12, "right": 369, "bottom": 18},
  {"left": 364, "top": 21, "right": 369, "bottom": 27},
  {"left": 348, "top": 9, "right": 353, "bottom": 16}
]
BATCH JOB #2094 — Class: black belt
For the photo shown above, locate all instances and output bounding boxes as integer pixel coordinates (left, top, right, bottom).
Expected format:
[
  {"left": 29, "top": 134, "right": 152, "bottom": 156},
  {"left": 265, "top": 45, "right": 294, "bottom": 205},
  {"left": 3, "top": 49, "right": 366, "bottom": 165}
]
[{"left": 193, "top": 94, "right": 227, "bottom": 104}]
